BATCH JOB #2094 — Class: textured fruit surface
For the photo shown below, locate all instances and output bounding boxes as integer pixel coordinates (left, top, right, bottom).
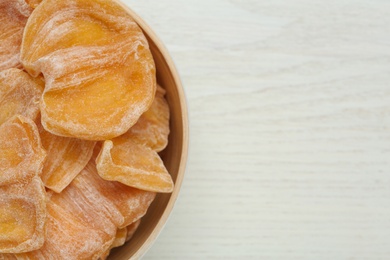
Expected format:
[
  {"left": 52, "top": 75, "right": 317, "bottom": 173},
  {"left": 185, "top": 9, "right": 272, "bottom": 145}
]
[
  {"left": 38, "top": 123, "right": 96, "bottom": 193},
  {"left": 12, "top": 191, "right": 116, "bottom": 260},
  {"left": 115, "top": 85, "right": 170, "bottom": 152},
  {"left": 125, "top": 219, "right": 141, "bottom": 242},
  {"left": 0, "top": 116, "right": 46, "bottom": 186},
  {"left": 74, "top": 160, "right": 156, "bottom": 228},
  {"left": 97, "top": 139, "right": 174, "bottom": 193},
  {"left": 96, "top": 87, "right": 173, "bottom": 192},
  {"left": 0, "top": 176, "right": 46, "bottom": 253},
  {"left": 0, "top": 0, "right": 32, "bottom": 70},
  {"left": 0, "top": 69, "right": 43, "bottom": 126},
  {"left": 99, "top": 228, "right": 127, "bottom": 260},
  {"left": 20, "top": 0, "right": 156, "bottom": 140},
  {"left": 13, "top": 159, "right": 155, "bottom": 258},
  {"left": 110, "top": 228, "right": 127, "bottom": 253},
  {"left": 25, "top": 0, "right": 42, "bottom": 9}
]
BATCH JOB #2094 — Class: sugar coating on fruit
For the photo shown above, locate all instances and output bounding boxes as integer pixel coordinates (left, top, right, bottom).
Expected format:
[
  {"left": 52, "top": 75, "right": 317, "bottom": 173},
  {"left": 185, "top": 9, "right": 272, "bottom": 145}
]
[
  {"left": 0, "top": 176, "right": 46, "bottom": 253},
  {"left": 13, "top": 158, "right": 155, "bottom": 258},
  {"left": 73, "top": 160, "right": 156, "bottom": 228},
  {"left": 95, "top": 87, "right": 173, "bottom": 193},
  {"left": 99, "top": 227, "right": 128, "bottom": 260},
  {"left": 125, "top": 219, "right": 141, "bottom": 242},
  {"left": 0, "top": 116, "right": 46, "bottom": 186},
  {"left": 97, "top": 139, "right": 174, "bottom": 193},
  {"left": 12, "top": 191, "right": 116, "bottom": 260},
  {"left": 115, "top": 85, "right": 170, "bottom": 152},
  {"left": 25, "top": 0, "right": 42, "bottom": 9},
  {"left": 0, "top": 69, "right": 43, "bottom": 126},
  {"left": 96, "top": 86, "right": 174, "bottom": 192},
  {"left": 20, "top": 0, "right": 156, "bottom": 140},
  {"left": 0, "top": 0, "right": 32, "bottom": 70},
  {"left": 38, "top": 122, "right": 96, "bottom": 193}
]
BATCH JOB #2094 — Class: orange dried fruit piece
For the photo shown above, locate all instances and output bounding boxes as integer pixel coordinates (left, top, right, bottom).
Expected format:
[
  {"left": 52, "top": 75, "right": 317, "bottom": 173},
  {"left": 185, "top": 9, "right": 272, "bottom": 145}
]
[
  {"left": 0, "top": 0, "right": 32, "bottom": 70},
  {"left": 96, "top": 87, "right": 173, "bottom": 193},
  {"left": 110, "top": 228, "right": 127, "bottom": 251},
  {"left": 97, "top": 139, "right": 174, "bottom": 193},
  {"left": 115, "top": 85, "right": 170, "bottom": 152},
  {"left": 38, "top": 123, "right": 96, "bottom": 193},
  {"left": 99, "top": 220, "right": 141, "bottom": 259},
  {"left": 0, "top": 116, "right": 46, "bottom": 186},
  {"left": 0, "top": 254, "right": 17, "bottom": 260},
  {"left": 44, "top": 193, "right": 116, "bottom": 259},
  {"left": 20, "top": 0, "right": 156, "bottom": 140},
  {"left": 0, "top": 69, "right": 43, "bottom": 126},
  {"left": 25, "top": 0, "right": 42, "bottom": 9},
  {"left": 73, "top": 160, "right": 156, "bottom": 228},
  {"left": 0, "top": 176, "right": 46, "bottom": 253},
  {"left": 125, "top": 219, "right": 141, "bottom": 242},
  {"left": 99, "top": 228, "right": 127, "bottom": 260},
  {"left": 14, "top": 190, "right": 116, "bottom": 260},
  {"left": 15, "top": 160, "right": 152, "bottom": 258},
  {"left": 34, "top": 161, "right": 154, "bottom": 259}
]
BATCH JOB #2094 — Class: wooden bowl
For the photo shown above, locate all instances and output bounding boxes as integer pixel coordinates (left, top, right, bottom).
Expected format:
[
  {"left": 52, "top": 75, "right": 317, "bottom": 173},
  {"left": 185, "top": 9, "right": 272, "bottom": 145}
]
[{"left": 108, "top": 2, "right": 189, "bottom": 259}]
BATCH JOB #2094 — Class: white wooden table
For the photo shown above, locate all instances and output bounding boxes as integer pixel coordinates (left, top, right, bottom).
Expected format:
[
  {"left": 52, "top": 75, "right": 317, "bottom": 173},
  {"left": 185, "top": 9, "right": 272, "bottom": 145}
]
[{"left": 124, "top": 0, "right": 390, "bottom": 259}]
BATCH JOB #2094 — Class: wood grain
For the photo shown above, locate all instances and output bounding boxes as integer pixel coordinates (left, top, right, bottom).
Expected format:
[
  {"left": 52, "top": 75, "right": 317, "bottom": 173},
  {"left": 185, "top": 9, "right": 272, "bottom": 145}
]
[{"left": 123, "top": 0, "right": 390, "bottom": 259}]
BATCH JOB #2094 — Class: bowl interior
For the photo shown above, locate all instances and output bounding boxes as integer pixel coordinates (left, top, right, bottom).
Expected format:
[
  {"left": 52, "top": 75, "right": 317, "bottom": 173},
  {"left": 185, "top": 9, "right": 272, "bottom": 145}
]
[{"left": 108, "top": 4, "right": 188, "bottom": 260}]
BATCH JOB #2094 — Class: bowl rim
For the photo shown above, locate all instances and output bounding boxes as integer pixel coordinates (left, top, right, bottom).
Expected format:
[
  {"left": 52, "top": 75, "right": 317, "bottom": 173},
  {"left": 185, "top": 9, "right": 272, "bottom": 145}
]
[{"left": 112, "top": 1, "right": 189, "bottom": 259}]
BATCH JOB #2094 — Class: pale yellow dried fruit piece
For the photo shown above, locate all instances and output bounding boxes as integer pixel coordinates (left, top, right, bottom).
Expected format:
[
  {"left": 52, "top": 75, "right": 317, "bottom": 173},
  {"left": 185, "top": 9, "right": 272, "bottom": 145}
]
[
  {"left": 20, "top": 0, "right": 156, "bottom": 140},
  {"left": 97, "top": 139, "right": 174, "bottom": 193},
  {"left": 0, "top": 69, "right": 43, "bottom": 126},
  {"left": 25, "top": 0, "right": 42, "bottom": 9},
  {"left": 99, "top": 219, "right": 141, "bottom": 259},
  {"left": 110, "top": 228, "right": 127, "bottom": 251},
  {"left": 99, "top": 228, "right": 127, "bottom": 260},
  {"left": 0, "top": 0, "right": 32, "bottom": 70},
  {"left": 73, "top": 160, "right": 156, "bottom": 228},
  {"left": 96, "top": 87, "right": 173, "bottom": 193},
  {"left": 38, "top": 122, "right": 96, "bottom": 193},
  {"left": 0, "top": 116, "right": 46, "bottom": 186},
  {"left": 0, "top": 254, "right": 17, "bottom": 259},
  {"left": 13, "top": 159, "right": 154, "bottom": 258},
  {"left": 21, "top": 159, "right": 155, "bottom": 260},
  {"left": 115, "top": 85, "right": 170, "bottom": 152},
  {"left": 0, "top": 176, "right": 46, "bottom": 253},
  {"left": 125, "top": 219, "right": 141, "bottom": 242},
  {"left": 11, "top": 191, "right": 116, "bottom": 260}
]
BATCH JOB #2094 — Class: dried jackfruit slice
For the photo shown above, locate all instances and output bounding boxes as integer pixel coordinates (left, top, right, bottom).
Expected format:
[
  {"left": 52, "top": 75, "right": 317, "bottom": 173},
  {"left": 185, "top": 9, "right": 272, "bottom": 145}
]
[
  {"left": 110, "top": 228, "right": 127, "bottom": 251},
  {"left": 32, "top": 160, "right": 154, "bottom": 259},
  {"left": 0, "top": 176, "right": 46, "bottom": 253},
  {"left": 115, "top": 85, "right": 170, "bottom": 152},
  {"left": 96, "top": 87, "right": 173, "bottom": 193},
  {"left": 0, "top": 254, "right": 17, "bottom": 260},
  {"left": 0, "top": 0, "right": 32, "bottom": 70},
  {"left": 20, "top": 0, "right": 156, "bottom": 140},
  {"left": 0, "top": 69, "right": 43, "bottom": 126},
  {"left": 25, "top": 0, "right": 42, "bottom": 9},
  {"left": 43, "top": 193, "right": 116, "bottom": 259},
  {"left": 12, "top": 191, "right": 116, "bottom": 260},
  {"left": 99, "top": 228, "right": 127, "bottom": 260},
  {"left": 97, "top": 139, "right": 174, "bottom": 193},
  {"left": 38, "top": 123, "right": 96, "bottom": 193},
  {"left": 72, "top": 160, "right": 156, "bottom": 228},
  {"left": 15, "top": 159, "right": 153, "bottom": 258},
  {"left": 125, "top": 219, "right": 141, "bottom": 242},
  {"left": 0, "top": 116, "right": 46, "bottom": 186},
  {"left": 99, "top": 219, "right": 141, "bottom": 259}
]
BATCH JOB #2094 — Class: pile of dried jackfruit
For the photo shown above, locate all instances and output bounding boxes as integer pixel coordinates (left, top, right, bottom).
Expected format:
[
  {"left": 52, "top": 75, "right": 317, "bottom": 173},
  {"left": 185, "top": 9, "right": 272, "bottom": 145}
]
[{"left": 0, "top": 0, "right": 173, "bottom": 258}]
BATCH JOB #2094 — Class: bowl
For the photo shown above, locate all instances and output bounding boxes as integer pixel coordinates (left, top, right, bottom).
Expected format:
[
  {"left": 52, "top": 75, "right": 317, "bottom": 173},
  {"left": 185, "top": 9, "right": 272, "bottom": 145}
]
[{"left": 108, "top": 2, "right": 189, "bottom": 259}]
